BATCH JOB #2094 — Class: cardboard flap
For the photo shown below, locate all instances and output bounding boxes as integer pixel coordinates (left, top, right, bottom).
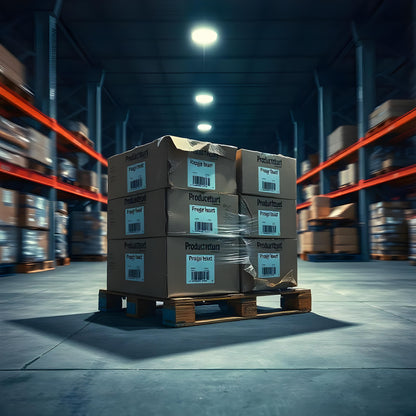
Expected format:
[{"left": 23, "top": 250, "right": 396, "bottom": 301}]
[{"left": 157, "top": 135, "right": 236, "bottom": 159}]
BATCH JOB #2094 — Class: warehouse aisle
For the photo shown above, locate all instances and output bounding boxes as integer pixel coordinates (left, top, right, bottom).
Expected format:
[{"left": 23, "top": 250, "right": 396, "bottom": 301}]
[{"left": 0, "top": 261, "right": 415, "bottom": 415}]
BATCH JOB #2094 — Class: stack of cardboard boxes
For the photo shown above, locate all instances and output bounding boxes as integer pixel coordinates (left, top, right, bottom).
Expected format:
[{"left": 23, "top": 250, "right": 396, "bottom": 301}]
[
  {"left": 18, "top": 193, "right": 49, "bottom": 262},
  {"left": 0, "top": 187, "right": 18, "bottom": 264},
  {"left": 71, "top": 211, "right": 107, "bottom": 257},
  {"left": 370, "top": 201, "right": 410, "bottom": 256},
  {"left": 237, "top": 149, "right": 297, "bottom": 291},
  {"left": 55, "top": 202, "right": 68, "bottom": 260},
  {"left": 327, "top": 126, "right": 357, "bottom": 158},
  {"left": 298, "top": 196, "right": 359, "bottom": 256},
  {"left": 106, "top": 136, "right": 298, "bottom": 298},
  {"left": 338, "top": 163, "right": 357, "bottom": 188}
]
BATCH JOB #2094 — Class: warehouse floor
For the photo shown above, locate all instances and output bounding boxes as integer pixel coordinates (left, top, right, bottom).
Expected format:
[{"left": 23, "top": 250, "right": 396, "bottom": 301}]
[{"left": 0, "top": 260, "right": 415, "bottom": 415}]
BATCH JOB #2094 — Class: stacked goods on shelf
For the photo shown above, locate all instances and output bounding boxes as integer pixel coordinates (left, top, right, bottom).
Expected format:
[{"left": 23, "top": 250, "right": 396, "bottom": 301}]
[
  {"left": 302, "top": 184, "right": 319, "bottom": 201},
  {"left": 0, "top": 187, "right": 18, "bottom": 264},
  {"left": 65, "top": 121, "right": 94, "bottom": 148},
  {"left": 299, "top": 197, "right": 359, "bottom": 257},
  {"left": 57, "top": 158, "right": 76, "bottom": 183},
  {"left": 18, "top": 193, "right": 49, "bottom": 263},
  {"left": 55, "top": 202, "right": 68, "bottom": 260},
  {"left": 370, "top": 201, "right": 410, "bottom": 258},
  {"left": 101, "top": 174, "right": 108, "bottom": 195},
  {"left": 0, "top": 116, "right": 29, "bottom": 168},
  {"left": 77, "top": 169, "right": 98, "bottom": 192},
  {"left": 300, "top": 153, "right": 319, "bottom": 175},
  {"left": 71, "top": 211, "right": 107, "bottom": 258},
  {"left": 368, "top": 99, "right": 416, "bottom": 130},
  {"left": 107, "top": 136, "right": 240, "bottom": 297},
  {"left": 26, "top": 128, "right": 52, "bottom": 172},
  {"left": 0, "top": 45, "right": 26, "bottom": 90},
  {"left": 408, "top": 214, "right": 416, "bottom": 264},
  {"left": 369, "top": 137, "right": 416, "bottom": 176},
  {"left": 236, "top": 149, "right": 297, "bottom": 292},
  {"left": 327, "top": 125, "right": 357, "bottom": 158},
  {"left": 338, "top": 163, "right": 357, "bottom": 188}
]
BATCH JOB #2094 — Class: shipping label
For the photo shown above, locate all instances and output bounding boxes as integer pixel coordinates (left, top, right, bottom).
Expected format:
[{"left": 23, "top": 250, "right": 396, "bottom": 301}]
[
  {"left": 258, "top": 253, "right": 280, "bottom": 278},
  {"left": 258, "top": 210, "right": 280, "bottom": 236},
  {"left": 189, "top": 205, "right": 218, "bottom": 234},
  {"left": 186, "top": 254, "right": 215, "bottom": 284},
  {"left": 3, "top": 190, "right": 12, "bottom": 206},
  {"left": 125, "top": 206, "right": 144, "bottom": 235},
  {"left": 187, "top": 158, "right": 216, "bottom": 190},
  {"left": 125, "top": 253, "right": 144, "bottom": 282},
  {"left": 127, "top": 162, "right": 146, "bottom": 192},
  {"left": 258, "top": 167, "right": 280, "bottom": 194}
]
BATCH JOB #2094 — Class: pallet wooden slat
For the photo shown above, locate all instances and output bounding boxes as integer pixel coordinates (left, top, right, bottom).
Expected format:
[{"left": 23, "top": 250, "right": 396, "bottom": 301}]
[
  {"left": 17, "top": 260, "right": 55, "bottom": 274},
  {"left": 56, "top": 257, "right": 70, "bottom": 266},
  {"left": 371, "top": 253, "right": 408, "bottom": 261},
  {"left": 98, "top": 288, "right": 312, "bottom": 327}
]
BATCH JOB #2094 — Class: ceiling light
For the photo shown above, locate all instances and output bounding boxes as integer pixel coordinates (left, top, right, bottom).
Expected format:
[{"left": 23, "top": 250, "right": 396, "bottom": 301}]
[
  {"left": 191, "top": 27, "right": 218, "bottom": 46},
  {"left": 197, "top": 123, "right": 212, "bottom": 132},
  {"left": 195, "top": 93, "right": 214, "bottom": 105}
]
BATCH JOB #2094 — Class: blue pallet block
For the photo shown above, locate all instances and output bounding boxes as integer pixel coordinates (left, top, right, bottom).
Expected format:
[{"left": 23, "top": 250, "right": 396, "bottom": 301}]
[{"left": 307, "top": 253, "right": 362, "bottom": 262}]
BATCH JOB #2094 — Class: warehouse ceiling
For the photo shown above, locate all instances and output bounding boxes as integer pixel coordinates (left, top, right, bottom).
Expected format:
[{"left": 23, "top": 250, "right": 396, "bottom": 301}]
[{"left": 0, "top": 0, "right": 414, "bottom": 156}]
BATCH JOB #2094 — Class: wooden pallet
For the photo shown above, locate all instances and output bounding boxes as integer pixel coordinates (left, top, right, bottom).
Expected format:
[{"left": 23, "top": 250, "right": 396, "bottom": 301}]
[
  {"left": 371, "top": 253, "right": 408, "bottom": 261},
  {"left": 71, "top": 255, "right": 107, "bottom": 262},
  {"left": 56, "top": 257, "right": 70, "bottom": 266},
  {"left": 70, "top": 132, "right": 94, "bottom": 148},
  {"left": 366, "top": 117, "right": 396, "bottom": 136},
  {"left": 370, "top": 166, "right": 397, "bottom": 177},
  {"left": 73, "top": 181, "right": 99, "bottom": 193},
  {"left": 17, "top": 260, "right": 55, "bottom": 274},
  {"left": 27, "top": 159, "right": 52, "bottom": 176},
  {"left": 98, "top": 288, "right": 312, "bottom": 328}
]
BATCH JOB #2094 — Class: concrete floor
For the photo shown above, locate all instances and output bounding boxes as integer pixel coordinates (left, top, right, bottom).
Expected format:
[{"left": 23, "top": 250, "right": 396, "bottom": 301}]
[{"left": 0, "top": 260, "right": 415, "bottom": 415}]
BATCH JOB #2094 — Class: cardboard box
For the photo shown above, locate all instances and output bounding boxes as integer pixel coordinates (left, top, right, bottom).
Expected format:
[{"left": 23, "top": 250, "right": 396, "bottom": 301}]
[
  {"left": 108, "top": 188, "right": 239, "bottom": 239},
  {"left": 0, "top": 146, "right": 28, "bottom": 168},
  {"left": 333, "top": 245, "right": 359, "bottom": 254},
  {"left": 27, "top": 128, "right": 52, "bottom": 166},
  {"left": 236, "top": 149, "right": 296, "bottom": 199},
  {"left": 310, "top": 196, "right": 331, "bottom": 219},
  {"left": 327, "top": 125, "right": 357, "bottom": 157},
  {"left": 108, "top": 136, "right": 237, "bottom": 199},
  {"left": 0, "top": 116, "right": 29, "bottom": 150},
  {"left": 370, "top": 224, "right": 408, "bottom": 234},
  {"left": 55, "top": 212, "right": 68, "bottom": 235},
  {"left": 20, "top": 229, "right": 49, "bottom": 262},
  {"left": 65, "top": 121, "right": 89, "bottom": 140},
  {"left": 369, "top": 99, "right": 416, "bottom": 129},
  {"left": 301, "top": 230, "right": 331, "bottom": 253},
  {"left": 107, "top": 237, "right": 240, "bottom": 298},
  {"left": 0, "top": 188, "right": 17, "bottom": 226},
  {"left": 333, "top": 227, "right": 359, "bottom": 246},
  {"left": 370, "top": 207, "right": 405, "bottom": 220},
  {"left": 77, "top": 170, "right": 98, "bottom": 188},
  {"left": 0, "top": 44, "right": 26, "bottom": 87},
  {"left": 338, "top": 163, "right": 357, "bottom": 188},
  {"left": 239, "top": 194, "right": 296, "bottom": 239},
  {"left": 300, "top": 153, "right": 319, "bottom": 175},
  {"left": 329, "top": 203, "right": 356, "bottom": 221},
  {"left": 370, "top": 201, "right": 410, "bottom": 210},
  {"left": 240, "top": 238, "right": 297, "bottom": 292},
  {"left": 18, "top": 194, "right": 49, "bottom": 229},
  {"left": 298, "top": 208, "right": 310, "bottom": 232}
]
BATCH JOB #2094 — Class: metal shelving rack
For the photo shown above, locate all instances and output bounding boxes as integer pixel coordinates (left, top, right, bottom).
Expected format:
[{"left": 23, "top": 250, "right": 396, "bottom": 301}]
[{"left": 296, "top": 106, "right": 416, "bottom": 260}]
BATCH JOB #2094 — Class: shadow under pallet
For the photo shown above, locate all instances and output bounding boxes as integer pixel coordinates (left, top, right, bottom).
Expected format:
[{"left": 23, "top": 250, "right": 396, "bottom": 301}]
[
  {"left": 300, "top": 252, "right": 361, "bottom": 262},
  {"left": 98, "top": 288, "right": 312, "bottom": 328}
]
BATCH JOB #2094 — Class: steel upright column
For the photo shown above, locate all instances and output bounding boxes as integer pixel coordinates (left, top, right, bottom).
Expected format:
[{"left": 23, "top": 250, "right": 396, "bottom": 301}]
[
  {"left": 35, "top": 12, "right": 57, "bottom": 262},
  {"left": 356, "top": 39, "right": 376, "bottom": 261},
  {"left": 87, "top": 72, "right": 104, "bottom": 210},
  {"left": 314, "top": 73, "right": 332, "bottom": 194}
]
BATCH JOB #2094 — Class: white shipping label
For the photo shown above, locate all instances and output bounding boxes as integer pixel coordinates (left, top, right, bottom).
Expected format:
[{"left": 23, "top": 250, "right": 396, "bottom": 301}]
[
  {"left": 125, "top": 206, "right": 144, "bottom": 235},
  {"left": 258, "top": 210, "right": 280, "bottom": 236},
  {"left": 258, "top": 253, "right": 280, "bottom": 278},
  {"left": 127, "top": 162, "right": 146, "bottom": 192},
  {"left": 125, "top": 253, "right": 144, "bottom": 282},
  {"left": 186, "top": 254, "right": 215, "bottom": 284},
  {"left": 3, "top": 190, "right": 12, "bottom": 206},
  {"left": 258, "top": 167, "right": 280, "bottom": 194},
  {"left": 189, "top": 205, "right": 218, "bottom": 234},
  {"left": 188, "top": 158, "right": 216, "bottom": 190}
]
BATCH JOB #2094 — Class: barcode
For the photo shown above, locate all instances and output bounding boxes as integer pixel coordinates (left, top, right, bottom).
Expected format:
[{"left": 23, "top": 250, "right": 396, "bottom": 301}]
[
  {"left": 263, "top": 225, "right": 277, "bottom": 234},
  {"left": 262, "top": 181, "right": 276, "bottom": 191},
  {"left": 262, "top": 267, "right": 276, "bottom": 276},
  {"left": 128, "top": 269, "right": 141, "bottom": 279},
  {"left": 192, "top": 176, "right": 210, "bottom": 187},
  {"left": 128, "top": 223, "right": 141, "bottom": 233},
  {"left": 191, "top": 270, "right": 210, "bottom": 282},
  {"left": 130, "top": 178, "right": 143, "bottom": 190},
  {"left": 195, "top": 222, "right": 213, "bottom": 232}
]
